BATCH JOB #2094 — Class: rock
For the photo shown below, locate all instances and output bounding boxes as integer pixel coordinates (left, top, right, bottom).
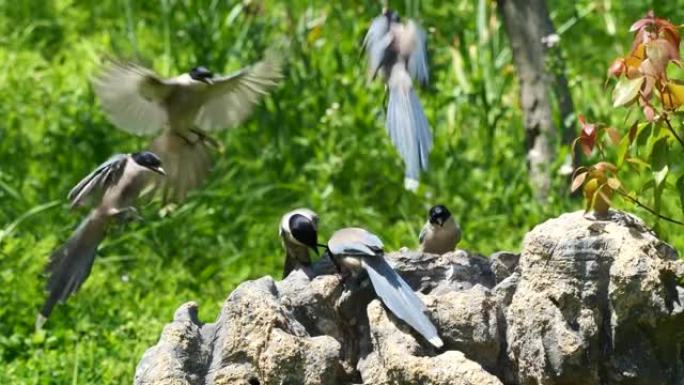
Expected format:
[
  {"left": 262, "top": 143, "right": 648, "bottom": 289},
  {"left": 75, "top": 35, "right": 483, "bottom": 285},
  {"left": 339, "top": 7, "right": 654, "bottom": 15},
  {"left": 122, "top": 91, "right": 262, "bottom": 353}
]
[
  {"left": 359, "top": 300, "right": 503, "bottom": 385},
  {"left": 386, "top": 249, "right": 496, "bottom": 294},
  {"left": 506, "top": 210, "right": 684, "bottom": 385},
  {"left": 135, "top": 210, "right": 684, "bottom": 385},
  {"left": 426, "top": 285, "right": 500, "bottom": 371},
  {"left": 490, "top": 251, "right": 520, "bottom": 283}
]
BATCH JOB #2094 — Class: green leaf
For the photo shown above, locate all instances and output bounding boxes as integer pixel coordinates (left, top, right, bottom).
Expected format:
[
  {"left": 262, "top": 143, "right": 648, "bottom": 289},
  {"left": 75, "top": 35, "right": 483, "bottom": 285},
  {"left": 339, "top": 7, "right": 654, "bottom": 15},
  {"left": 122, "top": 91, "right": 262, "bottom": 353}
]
[
  {"left": 612, "top": 76, "right": 644, "bottom": 107},
  {"left": 617, "top": 135, "right": 631, "bottom": 167},
  {"left": 650, "top": 136, "right": 669, "bottom": 171},
  {"left": 677, "top": 175, "right": 684, "bottom": 215},
  {"left": 654, "top": 165, "right": 669, "bottom": 188}
]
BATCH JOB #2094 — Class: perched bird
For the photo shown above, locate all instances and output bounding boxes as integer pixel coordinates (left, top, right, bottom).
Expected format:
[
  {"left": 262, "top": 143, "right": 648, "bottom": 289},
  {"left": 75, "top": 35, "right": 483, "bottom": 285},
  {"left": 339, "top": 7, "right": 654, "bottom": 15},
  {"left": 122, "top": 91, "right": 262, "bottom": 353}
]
[
  {"left": 279, "top": 208, "right": 320, "bottom": 278},
  {"left": 419, "top": 204, "right": 461, "bottom": 255},
  {"left": 327, "top": 227, "right": 443, "bottom": 348},
  {"left": 363, "top": 9, "right": 432, "bottom": 191},
  {"left": 92, "top": 53, "right": 281, "bottom": 202},
  {"left": 37, "top": 151, "right": 166, "bottom": 328}
]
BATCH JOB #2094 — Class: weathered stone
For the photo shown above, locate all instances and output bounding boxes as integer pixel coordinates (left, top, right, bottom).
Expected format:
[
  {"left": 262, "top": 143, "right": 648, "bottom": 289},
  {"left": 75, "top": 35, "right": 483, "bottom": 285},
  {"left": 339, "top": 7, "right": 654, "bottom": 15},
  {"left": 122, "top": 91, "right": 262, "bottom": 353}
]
[
  {"left": 490, "top": 251, "right": 520, "bottom": 283},
  {"left": 135, "top": 210, "right": 684, "bottom": 385},
  {"left": 506, "top": 211, "right": 684, "bottom": 385},
  {"left": 359, "top": 300, "right": 503, "bottom": 385},
  {"left": 426, "top": 284, "right": 500, "bottom": 371}
]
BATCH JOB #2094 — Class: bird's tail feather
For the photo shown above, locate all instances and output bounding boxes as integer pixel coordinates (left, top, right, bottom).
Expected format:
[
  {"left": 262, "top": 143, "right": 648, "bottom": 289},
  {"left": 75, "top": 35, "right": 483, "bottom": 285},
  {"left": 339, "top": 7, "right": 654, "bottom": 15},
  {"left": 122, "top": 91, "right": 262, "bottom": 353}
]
[
  {"left": 151, "top": 131, "right": 212, "bottom": 203},
  {"left": 39, "top": 211, "right": 108, "bottom": 324},
  {"left": 362, "top": 256, "right": 443, "bottom": 348},
  {"left": 386, "top": 69, "right": 432, "bottom": 183}
]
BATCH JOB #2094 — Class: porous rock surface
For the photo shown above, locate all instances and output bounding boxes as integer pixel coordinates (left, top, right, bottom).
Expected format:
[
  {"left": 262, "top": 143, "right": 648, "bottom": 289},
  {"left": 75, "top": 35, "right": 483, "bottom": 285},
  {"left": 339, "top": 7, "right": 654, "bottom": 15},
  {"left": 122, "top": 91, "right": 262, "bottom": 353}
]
[{"left": 135, "top": 211, "right": 684, "bottom": 385}]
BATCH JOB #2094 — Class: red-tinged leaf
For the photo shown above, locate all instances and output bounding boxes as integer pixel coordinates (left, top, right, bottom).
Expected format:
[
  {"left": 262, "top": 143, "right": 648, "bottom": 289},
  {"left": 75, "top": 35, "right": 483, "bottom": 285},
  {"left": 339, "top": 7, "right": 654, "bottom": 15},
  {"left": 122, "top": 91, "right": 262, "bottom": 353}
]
[
  {"left": 608, "top": 58, "right": 625, "bottom": 78},
  {"left": 630, "top": 13, "right": 653, "bottom": 32},
  {"left": 645, "top": 39, "right": 676, "bottom": 73},
  {"left": 641, "top": 75, "right": 656, "bottom": 99},
  {"left": 607, "top": 177, "right": 622, "bottom": 190},
  {"left": 643, "top": 104, "right": 656, "bottom": 121},
  {"left": 595, "top": 161, "right": 618, "bottom": 172},
  {"left": 604, "top": 127, "right": 621, "bottom": 144},
  {"left": 661, "top": 26, "right": 681, "bottom": 57},
  {"left": 639, "top": 58, "right": 658, "bottom": 77},
  {"left": 571, "top": 171, "right": 588, "bottom": 192},
  {"left": 578, "top": 116, "right": 597, "bottom": 155},
  {"left": 613, "top": 76, "right": 645, "bottom": 107}
]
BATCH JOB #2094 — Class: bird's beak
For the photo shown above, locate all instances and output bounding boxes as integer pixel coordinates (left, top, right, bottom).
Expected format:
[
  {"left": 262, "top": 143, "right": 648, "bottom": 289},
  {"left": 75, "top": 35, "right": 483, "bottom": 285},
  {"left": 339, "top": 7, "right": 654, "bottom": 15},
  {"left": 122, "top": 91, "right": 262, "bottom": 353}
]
[{"left": 152, "top": 166, "right": 167, "bottom": 176}]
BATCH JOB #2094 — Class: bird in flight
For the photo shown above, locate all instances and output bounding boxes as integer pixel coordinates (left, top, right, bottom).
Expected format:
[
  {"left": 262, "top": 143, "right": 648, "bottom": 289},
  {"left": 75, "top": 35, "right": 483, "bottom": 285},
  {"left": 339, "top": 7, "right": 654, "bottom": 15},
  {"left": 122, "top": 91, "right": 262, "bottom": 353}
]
[
  {"left": 37, "top": 151, "right": 166, "bottom": 328},
  {"left": 92, "top": 53, "right": 282, "bottom": 202},
  {"left": 363, "top": 9, "right": 432, "bottom": 191}
]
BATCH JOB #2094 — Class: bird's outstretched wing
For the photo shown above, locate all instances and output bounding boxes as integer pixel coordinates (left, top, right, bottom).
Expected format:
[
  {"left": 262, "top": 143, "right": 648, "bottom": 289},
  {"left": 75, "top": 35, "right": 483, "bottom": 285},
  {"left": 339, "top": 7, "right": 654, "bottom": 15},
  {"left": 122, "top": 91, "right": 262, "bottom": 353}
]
[
  {"left": 362, "top": 256, "right": 443, "bottom": 348},
  {"left": 363, "top": 14, "right": 393, "bottom": 78},
  {"left": 67, "top": 154, "right": 128, "bottom": 208},
  {"left": 92, "top": 61, "right": 171, "bottom": 135},
  {"left": 194, "top": 53, "right": 282, "bottom": 132},
  {"left": 406, "top": 20, "right": 429, "bottom": 86}
]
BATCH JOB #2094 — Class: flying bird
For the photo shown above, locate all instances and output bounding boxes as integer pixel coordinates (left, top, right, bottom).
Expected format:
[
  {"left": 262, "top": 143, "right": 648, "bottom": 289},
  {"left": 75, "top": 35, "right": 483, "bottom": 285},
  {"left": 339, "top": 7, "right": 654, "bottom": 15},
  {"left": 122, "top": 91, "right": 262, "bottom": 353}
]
[
  {"left": 327, "top": 227, "right": 443, "bottom": 348},
  {"left": 363, "top": 9, "right": 432, "bottom": 191},
  {"left": 37, "top": 151, "right": 166, "bottom": 328},
  {"left": 92, "top": 53, "right": 282, "bottom": 202},
  {"left": 279, "top": 208, "right": 320, "bottom": 278},
  {"left": 419, "top": 204, "right": 461, "bottom": 255}
]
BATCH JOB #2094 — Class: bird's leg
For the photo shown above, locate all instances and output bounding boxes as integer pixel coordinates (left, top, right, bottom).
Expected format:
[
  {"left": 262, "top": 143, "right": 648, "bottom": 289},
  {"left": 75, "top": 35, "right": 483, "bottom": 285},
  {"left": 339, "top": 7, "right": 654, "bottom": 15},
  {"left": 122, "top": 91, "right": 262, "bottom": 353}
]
[
  {"left": 111, "top": 207, "right": 143, "bottom": 223},
  {"left": 175, "top": 131, "right": 197, "bottom": 145},
  {"left": 189, "top": 127, "right": 222, "bottom": 150}
]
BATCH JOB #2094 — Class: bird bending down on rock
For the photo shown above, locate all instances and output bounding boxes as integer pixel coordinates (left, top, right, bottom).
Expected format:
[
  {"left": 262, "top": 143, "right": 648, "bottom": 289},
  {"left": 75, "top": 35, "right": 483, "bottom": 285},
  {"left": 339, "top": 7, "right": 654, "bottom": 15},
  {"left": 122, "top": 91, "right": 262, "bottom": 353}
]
[
  {"left": 327, "top": 227, "right": 443, "bottom": 348},
  {"left": 363, "top": 9, "right": 432, "bottom": 191},
  {"left": 419, "top": 204, "right": 461, "bottom": 255},
  {"left": 37, "top": 151, "right": 166, "bottom": 328},
  {"left": 92, "top": 52, "right": 282, "bottom": 202},
  {"left": 279, "top": 208, "right": 320, "bottom": 278}
]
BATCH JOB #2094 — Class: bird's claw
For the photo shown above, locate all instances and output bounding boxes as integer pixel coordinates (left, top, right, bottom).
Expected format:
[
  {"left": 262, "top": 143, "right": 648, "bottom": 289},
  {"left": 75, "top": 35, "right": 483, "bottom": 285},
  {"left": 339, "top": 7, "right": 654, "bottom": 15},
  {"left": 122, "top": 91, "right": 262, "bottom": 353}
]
[{"left": 115, "top": 207, "right": 143, "bottom": 223}]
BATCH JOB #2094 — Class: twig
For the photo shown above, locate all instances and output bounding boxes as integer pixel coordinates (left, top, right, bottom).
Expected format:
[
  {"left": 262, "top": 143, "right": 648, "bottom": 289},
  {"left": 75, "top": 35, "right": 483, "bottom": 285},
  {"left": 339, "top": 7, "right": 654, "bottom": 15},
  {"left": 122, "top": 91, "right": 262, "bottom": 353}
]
[
  {"left": 663, "top": 116, "right": 684, "bottom": 148},
  {"left": 617, "top": 190, "right": 684, "bottom": 226}
]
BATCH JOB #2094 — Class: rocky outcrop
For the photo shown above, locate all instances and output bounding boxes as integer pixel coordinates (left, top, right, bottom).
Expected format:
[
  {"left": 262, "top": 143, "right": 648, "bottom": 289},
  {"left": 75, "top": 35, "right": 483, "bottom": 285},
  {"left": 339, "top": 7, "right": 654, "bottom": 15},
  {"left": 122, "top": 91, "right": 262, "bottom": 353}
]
[{"left": 135, "top": 211, "right": 684, "bottom": 385}]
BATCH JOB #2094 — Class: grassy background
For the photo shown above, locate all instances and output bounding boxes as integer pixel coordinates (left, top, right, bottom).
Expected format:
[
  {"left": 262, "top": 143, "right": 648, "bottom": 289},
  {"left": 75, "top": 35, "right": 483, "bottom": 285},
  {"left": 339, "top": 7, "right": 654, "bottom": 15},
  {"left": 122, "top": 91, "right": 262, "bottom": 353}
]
[{"left": 1, "top": 0, "right": 682, "bottom": 383}]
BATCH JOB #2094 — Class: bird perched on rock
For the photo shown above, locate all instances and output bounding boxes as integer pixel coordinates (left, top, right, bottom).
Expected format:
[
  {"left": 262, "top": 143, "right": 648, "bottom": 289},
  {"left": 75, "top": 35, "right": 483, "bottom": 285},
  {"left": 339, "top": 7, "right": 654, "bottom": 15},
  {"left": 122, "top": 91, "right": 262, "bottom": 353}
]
[
  {"left": 37, "top": 151, "right": 166, "bottom": 328},
  {"left": 92, "top": 52, "right": 281, "bottom": 202},
  {"left": 419, "top": 204, "right": 461, "bottom": 255},
  {"left": 326, "top": 227, "right": 443, "bottom": 348},
  {"left": 363, "top": 9, "right": 432, "bottom": 191},
  {"left": 279, "top": 208, "right": 320, "bottom": 278}
]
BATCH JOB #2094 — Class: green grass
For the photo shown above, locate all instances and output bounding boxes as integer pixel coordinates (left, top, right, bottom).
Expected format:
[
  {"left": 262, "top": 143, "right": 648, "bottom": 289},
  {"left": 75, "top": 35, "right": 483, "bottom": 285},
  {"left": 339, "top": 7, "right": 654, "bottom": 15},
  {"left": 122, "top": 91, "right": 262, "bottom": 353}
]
[{"left": 1, "top": 1, "right": 682, "bottom": 383}]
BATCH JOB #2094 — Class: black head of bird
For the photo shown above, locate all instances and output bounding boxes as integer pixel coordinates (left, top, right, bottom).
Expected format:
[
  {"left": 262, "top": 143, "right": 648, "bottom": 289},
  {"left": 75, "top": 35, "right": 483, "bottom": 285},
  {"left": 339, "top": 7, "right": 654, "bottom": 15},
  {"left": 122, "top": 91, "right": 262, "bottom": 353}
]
[
  {"left": 132, "top": 151, "right": 166, "bottom": 175},
  {"left": 383, "top": 8, "right": 400, "bottom": 23},
  {"left": 189, "top": 66, "right": 214, "bottom": 84},
  {"left": 288, "top": 213, "right": 319, "bottom": 255},
  {"left": 428, "top": 205, "right": 451, "bottom": 227}
]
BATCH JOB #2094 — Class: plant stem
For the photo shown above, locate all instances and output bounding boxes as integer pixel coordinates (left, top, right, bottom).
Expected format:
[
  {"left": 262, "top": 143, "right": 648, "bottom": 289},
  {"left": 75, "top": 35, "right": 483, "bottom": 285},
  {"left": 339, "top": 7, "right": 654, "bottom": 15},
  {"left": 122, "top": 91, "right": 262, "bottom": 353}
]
[
  {"left": 617, "top": 190, "right": 684, "bottom": 226},
  {"left": 663, "top": 116, "right": 684, "bottom": 147}
]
